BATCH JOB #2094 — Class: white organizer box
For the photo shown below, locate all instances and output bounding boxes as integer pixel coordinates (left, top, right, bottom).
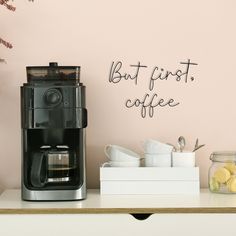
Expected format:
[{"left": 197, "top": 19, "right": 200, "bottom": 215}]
[{"left": 100, "top": 167, "right": 200, "bottom": 195}]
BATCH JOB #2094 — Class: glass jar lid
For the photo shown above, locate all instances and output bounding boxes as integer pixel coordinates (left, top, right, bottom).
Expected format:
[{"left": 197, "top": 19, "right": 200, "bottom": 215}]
[{"left": 210, "top": 151, "right": 236, "bottom": 162}]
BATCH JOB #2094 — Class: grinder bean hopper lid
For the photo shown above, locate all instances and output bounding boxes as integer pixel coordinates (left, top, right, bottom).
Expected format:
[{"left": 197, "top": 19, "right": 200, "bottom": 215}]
[{"left": 26, "top": 62, "right": 80, "bottom": 83}]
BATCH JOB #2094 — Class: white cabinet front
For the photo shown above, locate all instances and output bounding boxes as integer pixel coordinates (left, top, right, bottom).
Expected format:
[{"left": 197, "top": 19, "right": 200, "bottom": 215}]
[{"left": 0, "top": 213, "right": 235, "bottom": 236}]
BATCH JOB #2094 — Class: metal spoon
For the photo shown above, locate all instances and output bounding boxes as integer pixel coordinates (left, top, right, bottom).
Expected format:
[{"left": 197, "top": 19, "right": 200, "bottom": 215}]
[{"left": 178, "top": 136, "right": 186, "bottom": 152}]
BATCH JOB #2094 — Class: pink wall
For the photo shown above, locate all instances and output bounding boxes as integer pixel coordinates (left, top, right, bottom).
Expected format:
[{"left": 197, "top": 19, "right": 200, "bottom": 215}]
[{"left": 0, "top": 0, "right": 236, "bottom": 189}]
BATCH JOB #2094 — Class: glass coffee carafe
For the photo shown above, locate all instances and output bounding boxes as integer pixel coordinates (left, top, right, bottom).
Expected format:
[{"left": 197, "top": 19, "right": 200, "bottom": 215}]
[{"left": 31, "top": 146, "right": 77, "bottom": 188}]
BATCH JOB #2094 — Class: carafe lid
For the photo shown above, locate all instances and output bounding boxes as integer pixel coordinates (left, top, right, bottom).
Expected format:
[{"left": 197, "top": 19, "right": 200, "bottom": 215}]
[{"left": 26, "top": 62, "right": 80, "bottom": 83}]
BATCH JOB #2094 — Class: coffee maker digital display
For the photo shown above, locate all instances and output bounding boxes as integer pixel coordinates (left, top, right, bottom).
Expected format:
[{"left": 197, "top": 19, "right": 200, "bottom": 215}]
[{"left": 21, "top": 62, "right": 87, "bottom": 201}]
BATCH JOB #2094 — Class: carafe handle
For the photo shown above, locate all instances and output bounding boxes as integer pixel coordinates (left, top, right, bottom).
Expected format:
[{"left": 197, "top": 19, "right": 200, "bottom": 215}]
[{"left": 31, "top": 152, "right": 47, "bottom": 188}]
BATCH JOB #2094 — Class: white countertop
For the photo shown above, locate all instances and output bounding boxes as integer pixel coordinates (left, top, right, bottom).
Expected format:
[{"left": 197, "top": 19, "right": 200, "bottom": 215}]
[{"left": 0, "top": 189, "right": 236, "bottom": 214}]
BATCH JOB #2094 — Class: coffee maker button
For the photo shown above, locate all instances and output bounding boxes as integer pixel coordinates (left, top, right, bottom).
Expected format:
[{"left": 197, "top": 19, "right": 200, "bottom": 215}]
[{"left": 44, "top": 89, "right": 62, "bottom": 106}]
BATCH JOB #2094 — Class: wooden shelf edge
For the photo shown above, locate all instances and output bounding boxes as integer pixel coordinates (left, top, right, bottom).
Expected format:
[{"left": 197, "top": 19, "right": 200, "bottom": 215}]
[{"left": 0, "top": 207, "right": 236, "bottom": 214}]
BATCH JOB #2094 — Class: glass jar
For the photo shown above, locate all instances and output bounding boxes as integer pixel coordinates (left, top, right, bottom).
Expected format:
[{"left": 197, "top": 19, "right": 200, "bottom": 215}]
[{"left": 209, "top": 151, "right": 236, "bottom": 193}]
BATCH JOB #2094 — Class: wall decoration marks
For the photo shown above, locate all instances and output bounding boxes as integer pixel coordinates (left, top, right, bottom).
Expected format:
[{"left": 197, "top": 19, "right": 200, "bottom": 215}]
[
  {"left": 109, "top": 59, "right": 198, "bottom": 118},
  {"left": 0, "top": 0, "right": 34, "bottom": 63}
]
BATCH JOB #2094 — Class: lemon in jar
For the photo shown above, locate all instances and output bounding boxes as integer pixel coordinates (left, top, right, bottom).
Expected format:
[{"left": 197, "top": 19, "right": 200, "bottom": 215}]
[
  {"left": 224, "top": 163, "right": 236, "bottom": 175},
  {"left": 209, "top": 177, "right": 220, "bottom": 192},
  {"left": 227, "top": 176, "right": 236, "bottom": 192},
  {"left": 213, "top": 167, "right": 231, "bottom": 184}
]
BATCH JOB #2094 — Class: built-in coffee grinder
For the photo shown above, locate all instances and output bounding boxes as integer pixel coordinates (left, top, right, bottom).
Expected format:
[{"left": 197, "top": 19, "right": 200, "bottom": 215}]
[{"left": 21, "top": 62, "right": 87, "bottom": 201}]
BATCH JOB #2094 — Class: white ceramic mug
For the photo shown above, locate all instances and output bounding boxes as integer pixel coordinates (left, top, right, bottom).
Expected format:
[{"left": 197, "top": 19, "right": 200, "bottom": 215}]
[
  {"left": 104, "top": 144, "right": 141, "bottom": 162},
  {"left": 144, "top": 153, "right": 172, "bottom": 167},
  {"left": 172, "top": 152, "right": 195, "bottom": 167},
  {"left": 143, "top": 139, "right": 173, "bottom": 154},
  {"left": 102, "top": 160, "right": 140, "bottom": 167}
]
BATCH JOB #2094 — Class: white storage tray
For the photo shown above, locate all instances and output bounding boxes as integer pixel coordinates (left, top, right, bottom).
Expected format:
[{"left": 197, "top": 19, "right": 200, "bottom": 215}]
[{"left": 100, "top": 167, "right": 200, "bottom": 195}]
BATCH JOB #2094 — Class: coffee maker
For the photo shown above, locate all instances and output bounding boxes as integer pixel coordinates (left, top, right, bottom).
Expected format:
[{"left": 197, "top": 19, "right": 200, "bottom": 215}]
[{"left": 21, "top": 62, "right": 87, "bottom": 201}]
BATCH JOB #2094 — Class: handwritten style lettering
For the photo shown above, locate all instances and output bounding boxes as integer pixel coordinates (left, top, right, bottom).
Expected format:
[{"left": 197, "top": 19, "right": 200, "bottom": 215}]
[
  {"left": 149, "top": 59, "right": 198, "bottom": 91},
  {"left": 125, "top": 93, "right": 180, "bottom": 118},
  {"left": 109, "top": 61, "right": 147, "bottom": 85},
  {"left": 108, "top": 59, "right": 198, "bottom": 118}
]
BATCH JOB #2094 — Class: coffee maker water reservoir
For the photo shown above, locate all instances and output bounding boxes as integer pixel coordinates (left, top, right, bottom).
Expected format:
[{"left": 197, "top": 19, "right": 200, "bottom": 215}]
[{"left": 21, "top": 62, "right": 87, "bottom": 201}]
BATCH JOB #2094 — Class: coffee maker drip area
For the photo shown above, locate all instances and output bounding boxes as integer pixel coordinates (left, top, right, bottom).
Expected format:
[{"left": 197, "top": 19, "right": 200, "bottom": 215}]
[
  {"left": 23, "top": 129, "right": 83, "bottom": 190},
  {"left": 21, "top": 62, "right": 87, "bottom": 201}
]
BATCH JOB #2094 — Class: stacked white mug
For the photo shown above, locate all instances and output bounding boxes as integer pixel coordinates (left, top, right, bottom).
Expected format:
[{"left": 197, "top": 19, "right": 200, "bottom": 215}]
[
  {"left": 143, "top": 139, "right": 173, "bottom": 167},
  {"left": 103, "top": 145, "right": 141, "bottom": 167},
  {"left": 172, "top": 151, "right": 196, "bottom": 167}
]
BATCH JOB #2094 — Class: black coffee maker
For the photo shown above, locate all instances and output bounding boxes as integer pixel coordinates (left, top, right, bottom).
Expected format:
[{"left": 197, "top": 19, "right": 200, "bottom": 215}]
[{"left": 21, "top": 62, "right": 87, "bottom": 201}]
